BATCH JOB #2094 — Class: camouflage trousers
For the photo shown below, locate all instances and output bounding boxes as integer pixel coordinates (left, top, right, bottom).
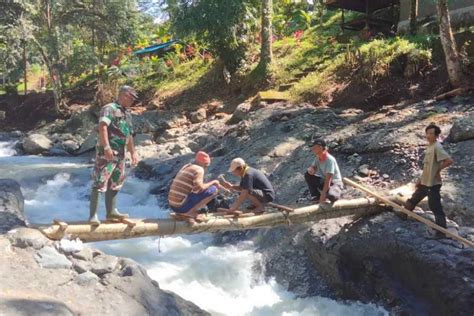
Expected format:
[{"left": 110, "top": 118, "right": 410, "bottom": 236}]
[{"left": 92, "top": 155, "right": 126, "bottom": 192}]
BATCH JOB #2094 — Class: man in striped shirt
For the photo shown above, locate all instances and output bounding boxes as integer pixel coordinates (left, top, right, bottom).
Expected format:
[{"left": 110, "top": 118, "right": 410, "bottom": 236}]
[{"left": 168, "top": 151, "right": 220, "bottom": 220}]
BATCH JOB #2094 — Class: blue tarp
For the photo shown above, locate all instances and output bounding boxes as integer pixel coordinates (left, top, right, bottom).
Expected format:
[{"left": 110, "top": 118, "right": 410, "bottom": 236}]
[{"left": 133, "top": 40, "right": 180, "bottom": 56}]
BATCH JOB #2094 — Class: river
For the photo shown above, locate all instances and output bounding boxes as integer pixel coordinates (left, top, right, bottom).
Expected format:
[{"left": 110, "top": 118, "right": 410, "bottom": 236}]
[{"left": 0, "top": 140, "right": 388, "bottom": 316}]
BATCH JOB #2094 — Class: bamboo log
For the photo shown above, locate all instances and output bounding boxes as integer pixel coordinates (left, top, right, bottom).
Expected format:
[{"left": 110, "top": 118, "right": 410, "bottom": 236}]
[
  {"left": 33, "top": 197, "right": 381, "bottom": 242},
  {"left": 344, "top": 178, "right": 474, "bottom": 248}
]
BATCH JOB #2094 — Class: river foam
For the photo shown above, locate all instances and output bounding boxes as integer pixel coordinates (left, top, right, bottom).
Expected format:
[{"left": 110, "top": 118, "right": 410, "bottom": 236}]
[{"left": 0, "top": 153, "right": 388, "bottom": 316}]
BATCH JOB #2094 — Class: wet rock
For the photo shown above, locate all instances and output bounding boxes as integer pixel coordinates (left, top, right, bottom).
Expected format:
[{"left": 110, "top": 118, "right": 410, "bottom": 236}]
[
  {"left": 449, "top": 112, "right": 474, "bottom": 142},
  {"left": 119, "top": 258, "right": 148, "bottom": 278},
  {"left": 8, "top": 228, "right": 49, "bottom": 250},
  {"left": 22, "top": 134, "right": 53, "bottom": 155},
  {"left": 104, "top": 264, "right": 210, "bottom": 316},
  {"left": 190, "top": 108, "right": 207, "bottom": 123},
  {"left": 303, "top": 213, "right": 474, "bottom": 315},
  {"left": 75, "top": 271, "right": 99, "bottom": 286},
  {"left": 49, "top": 144, "right": 71, "bottom": 156},
  {"left": 35, "top": 246, "right": 72, "bottom": 269},
  {"left": 0, "top": 179, "right": 26, "bottom": 233},
  {"left": 153, "top": 163, "right": 174, "bottom": 176}
]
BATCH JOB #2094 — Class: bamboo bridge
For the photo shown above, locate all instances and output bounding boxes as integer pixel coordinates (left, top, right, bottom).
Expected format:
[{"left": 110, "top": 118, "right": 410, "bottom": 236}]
[{"left": 31, "top": 180, "right": 474, "bottom": 248}]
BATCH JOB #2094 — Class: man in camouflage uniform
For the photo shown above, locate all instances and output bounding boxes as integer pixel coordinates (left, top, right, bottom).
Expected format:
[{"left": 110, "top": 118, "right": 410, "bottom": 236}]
[{"left": 89, "top": 85, "right": 139, "bottom": 225}]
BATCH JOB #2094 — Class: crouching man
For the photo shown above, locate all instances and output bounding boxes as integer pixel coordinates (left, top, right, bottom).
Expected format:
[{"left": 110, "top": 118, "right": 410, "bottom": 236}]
[
  {"left": 305, "top": 139, "right": 343, "bottom": 203},
  {"left": 168, "top": 151, "right": 220, "bottom": 223},
  {"left": 221, "top": 158, "right": 275, "bottom": 214}
]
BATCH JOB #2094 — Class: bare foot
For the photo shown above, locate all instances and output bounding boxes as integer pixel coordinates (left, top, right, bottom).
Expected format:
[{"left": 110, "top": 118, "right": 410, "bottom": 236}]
[{"left": 253, "top": 207, "right": 265, "bottom": 214}]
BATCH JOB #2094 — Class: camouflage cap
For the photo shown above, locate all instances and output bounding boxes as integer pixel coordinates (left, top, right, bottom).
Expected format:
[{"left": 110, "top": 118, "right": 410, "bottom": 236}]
[{"left": 119, "top": 85, "right": 138, "bottom": 99}]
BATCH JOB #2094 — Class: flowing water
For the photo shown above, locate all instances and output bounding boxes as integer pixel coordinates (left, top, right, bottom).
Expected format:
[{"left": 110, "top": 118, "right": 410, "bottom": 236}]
[{"left": 0, "top": 141, "right": 388, "bottom": 316}]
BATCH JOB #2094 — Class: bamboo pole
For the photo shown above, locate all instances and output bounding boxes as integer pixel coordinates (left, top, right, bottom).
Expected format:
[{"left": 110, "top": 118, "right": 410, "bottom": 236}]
[
  {"left": 343, "top": 177, "right": 474, "bottom": 248},
  {"left": 32, "top": 197, "right": 382, "bottom": 242}
]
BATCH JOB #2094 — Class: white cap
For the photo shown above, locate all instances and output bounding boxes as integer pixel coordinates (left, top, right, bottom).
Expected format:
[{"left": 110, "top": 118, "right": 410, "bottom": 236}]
[{"left": 228, "top": 157, "right": 246, "bottom": 172}]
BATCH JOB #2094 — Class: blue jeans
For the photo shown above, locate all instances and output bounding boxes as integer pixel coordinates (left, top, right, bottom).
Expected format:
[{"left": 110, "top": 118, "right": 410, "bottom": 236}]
[{"left": 170, "top": 185, "right": 218, "bottom": 213}]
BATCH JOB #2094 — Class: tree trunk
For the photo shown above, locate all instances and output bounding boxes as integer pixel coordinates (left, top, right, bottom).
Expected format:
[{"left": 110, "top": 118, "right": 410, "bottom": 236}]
[
  {"left": 23, "top": 42, "right": 27, "bottom": 95},
  {"left": 437, "top": 0, "right": 463, "bottom": 88},
  {"left": 35, "top": 197, "right": 383, "bottom": 242},
  {"left": 260, "top": 0, "right": 273, "bottom": 75},
  {"left": 409, "top": 0, "right": 418, "bottom": 35},
  {"left": 32, "top": 37, "right": 61, "bottom": 114}
]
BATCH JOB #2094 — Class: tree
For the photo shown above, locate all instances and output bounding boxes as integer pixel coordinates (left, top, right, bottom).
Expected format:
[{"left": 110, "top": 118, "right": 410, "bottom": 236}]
[
  {"left": 259, "top": 0, "right": 273, "bottom": 75},
  {"left": 167, "top": 0, "right": 259, "bottom": 74},
  {"left": 409, "top": 0, "right": 418, "bottom": 35},
  {"left": 437, "top": 0, "right": 463, "bottom": 88}
]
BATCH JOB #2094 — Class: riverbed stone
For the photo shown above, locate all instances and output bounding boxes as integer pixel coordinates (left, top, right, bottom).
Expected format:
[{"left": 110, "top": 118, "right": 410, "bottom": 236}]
[
  {"left": 190, "top": 108, "right": 207, "bottom": 123},
  {"left": 8, "top": 228, "right": 49, "bottom": 250},
  {"left": 449, "top": 112, "right": 474, "bottom": 142},
  {"left": 35, "top": 246, "right": 72, "bottom": 269},
  {"left": 22, "top": 134, "right": 53, "bottom": 155},
  {"left": 75, "top": 271, "right": 99, "bottom": 286},
  {"left": 134, "top": 133, "right": 154, "bottom": 146},
  {"left": 90, "top": 254, "right": 119, "bottom": 276},
  {"left": 0, "top": 179, "right": 26, "bottom": 233}
]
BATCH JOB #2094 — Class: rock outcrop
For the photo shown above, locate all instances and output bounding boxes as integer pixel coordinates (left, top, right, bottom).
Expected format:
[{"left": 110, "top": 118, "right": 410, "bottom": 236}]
[{"left": 0, "top": 179, "right": 209, "bottom": 315}]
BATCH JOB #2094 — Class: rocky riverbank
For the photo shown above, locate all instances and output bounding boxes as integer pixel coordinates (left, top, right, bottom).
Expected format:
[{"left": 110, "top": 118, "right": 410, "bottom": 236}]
[
  {"left": 2, "top": 93, "right": 474, "bottom": 314},
  {"left": 0, "top": 179, "right": 208, "bottom": 315}
]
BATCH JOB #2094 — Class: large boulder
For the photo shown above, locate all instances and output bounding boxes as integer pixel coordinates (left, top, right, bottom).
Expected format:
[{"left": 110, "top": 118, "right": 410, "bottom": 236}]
[
  {"left": 132, "top": 111, "right": 188, "bottom": 134},
  {"left": 302, "top": 213, "right": 474, "bottom": 315},
  {"left": 0, "top": 179, "right": 26, "bottom": 233},
  {"left": 449, "top": 112, "right": 474, "bottom": 142},
  {"left": 22, "top": 134, "right": 53, "bottom": 155},
  {"left": 62, "top": 108, "right": 97, "bottom": 138},
  {"left": 77, "top": 130, "right": 98, "bottom": 155}
]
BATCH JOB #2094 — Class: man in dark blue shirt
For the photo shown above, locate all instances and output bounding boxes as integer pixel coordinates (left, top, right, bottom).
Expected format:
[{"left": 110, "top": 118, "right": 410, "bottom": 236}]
[{"left": 221, "top": 157, "right": 275, "bottom": 213}]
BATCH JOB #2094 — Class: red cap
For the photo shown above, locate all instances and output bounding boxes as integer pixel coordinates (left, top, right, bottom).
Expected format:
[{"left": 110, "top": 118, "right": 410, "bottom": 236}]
[{"left": 195, "top": 151, "right": 211, "bottom": 165}]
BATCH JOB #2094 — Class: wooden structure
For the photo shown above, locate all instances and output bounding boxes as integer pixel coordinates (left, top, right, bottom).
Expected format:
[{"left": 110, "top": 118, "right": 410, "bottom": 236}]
[
  {"left": 398, "top": 0, "right": 474, "bottom": 32},
  {"left": 344, "top": 178, "right": 474, "bottom": 248},
  {"left": 325, "top": 0, "right": 399, "bottom": 33},
  {"left": 32, "top": 180, "right": 473, "bottom": 248},
  {"left": 34, "top": 197, "right": 382, "bottom": 242},
  {"left": 258, "top": 90, "right": 290, "bottom": 102}
]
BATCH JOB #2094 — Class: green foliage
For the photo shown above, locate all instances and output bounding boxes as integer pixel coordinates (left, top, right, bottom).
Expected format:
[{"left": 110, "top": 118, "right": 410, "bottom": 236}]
[
  {"left": 273, "top": 0, "right": 313, "bottom": 37},
  {"left": 166, "top": 0, "right": 259, "bottom": 73}
]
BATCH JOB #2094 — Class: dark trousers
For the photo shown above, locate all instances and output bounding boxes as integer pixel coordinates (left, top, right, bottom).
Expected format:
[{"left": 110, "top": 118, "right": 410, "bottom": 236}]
[
  {"left": 304, "top": 172, "right": 342, "bottom": 202},
  {"left": 406, "top": 184, "right": 447, "bottom": 228}
]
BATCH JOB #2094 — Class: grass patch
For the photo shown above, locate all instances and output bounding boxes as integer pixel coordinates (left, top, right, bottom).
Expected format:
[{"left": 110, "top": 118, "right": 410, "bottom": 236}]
[{"left": 289, "top": 36, "right": 432, "bottom": 103}]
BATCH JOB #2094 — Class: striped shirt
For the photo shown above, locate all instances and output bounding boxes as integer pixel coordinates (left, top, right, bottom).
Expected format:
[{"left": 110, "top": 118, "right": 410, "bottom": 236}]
[{"left": 168, "top": 164, "right": 204, "bottom": 207}]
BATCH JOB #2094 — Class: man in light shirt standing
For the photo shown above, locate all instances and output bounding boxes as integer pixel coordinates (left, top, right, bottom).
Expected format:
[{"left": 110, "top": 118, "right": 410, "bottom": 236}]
[{"left": 404, "top": 124, "right": 454, "bottom": 238}]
